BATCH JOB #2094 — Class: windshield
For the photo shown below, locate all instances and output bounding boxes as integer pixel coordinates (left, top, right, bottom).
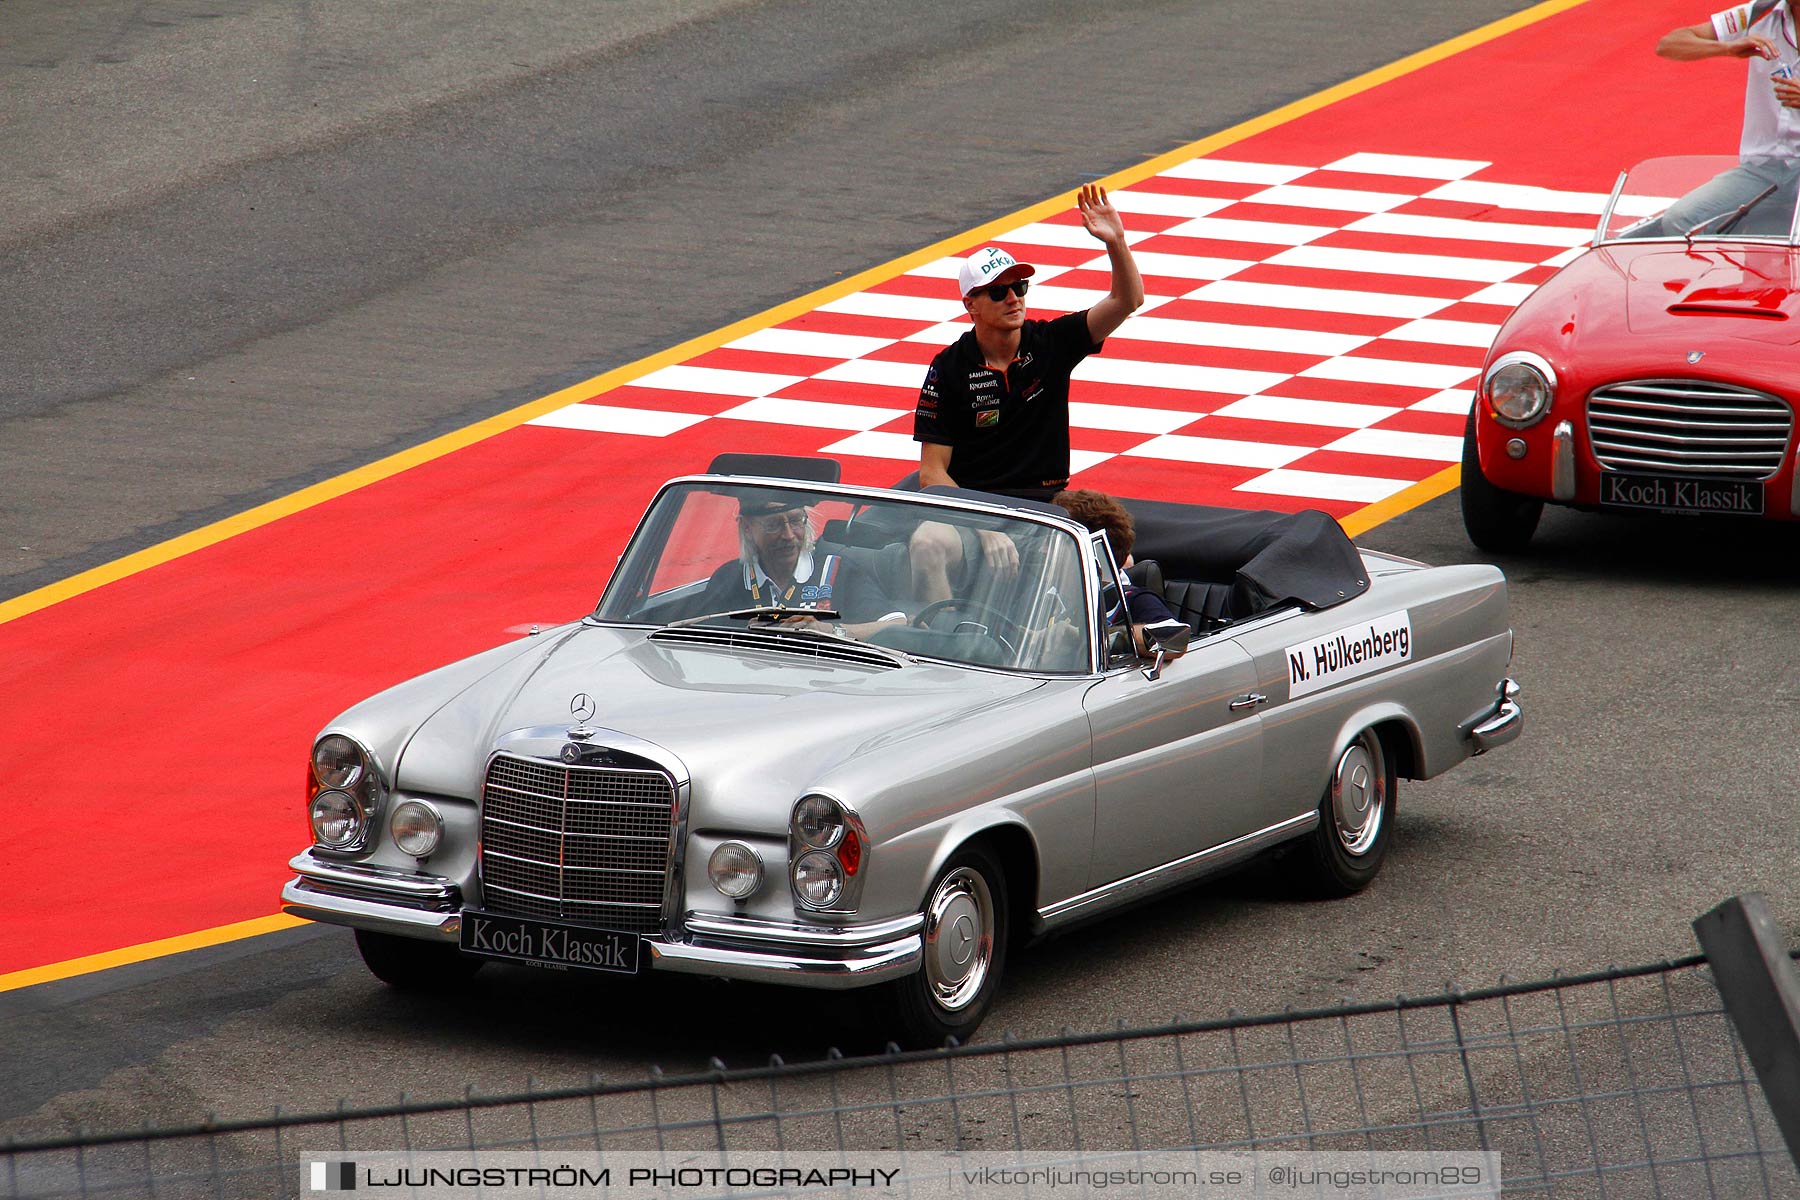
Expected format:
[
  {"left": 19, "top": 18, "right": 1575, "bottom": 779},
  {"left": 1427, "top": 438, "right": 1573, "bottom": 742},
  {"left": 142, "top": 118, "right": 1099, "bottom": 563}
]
[
  {"left": 1604, "top": 155, "right": 1800, "bottom": 243},
  {"left": 595, "top": 481, "right": 1094, "bottom": 674}
]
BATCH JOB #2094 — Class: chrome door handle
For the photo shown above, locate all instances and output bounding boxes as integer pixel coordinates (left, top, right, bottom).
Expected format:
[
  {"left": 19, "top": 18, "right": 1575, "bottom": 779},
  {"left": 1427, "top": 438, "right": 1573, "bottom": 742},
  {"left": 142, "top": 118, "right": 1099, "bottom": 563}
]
[{"left": 1229, "top": 693, "right": 1268, "bottom": 711}]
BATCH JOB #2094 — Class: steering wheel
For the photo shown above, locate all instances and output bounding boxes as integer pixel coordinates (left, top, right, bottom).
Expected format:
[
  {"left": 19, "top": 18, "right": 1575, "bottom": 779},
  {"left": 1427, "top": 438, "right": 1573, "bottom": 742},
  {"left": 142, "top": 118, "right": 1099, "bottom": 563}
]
[{"left": 912, "top": 597, "right": 1019, "bottom": 657}]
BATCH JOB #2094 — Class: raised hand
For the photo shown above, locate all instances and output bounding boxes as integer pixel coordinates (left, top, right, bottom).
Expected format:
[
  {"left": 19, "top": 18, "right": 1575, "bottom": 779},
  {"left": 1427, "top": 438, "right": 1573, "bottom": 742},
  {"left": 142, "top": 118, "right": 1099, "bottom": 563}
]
[{"left": 1077, "top": 183, "right": 1126, "bottom": 247}]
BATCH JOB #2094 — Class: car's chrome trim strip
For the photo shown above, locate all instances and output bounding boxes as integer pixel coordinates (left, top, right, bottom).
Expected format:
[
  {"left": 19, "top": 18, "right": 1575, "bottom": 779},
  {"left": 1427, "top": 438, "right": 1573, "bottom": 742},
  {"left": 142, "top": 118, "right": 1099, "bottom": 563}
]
[
  {"left": 1551, "top": 420, "right": 1577, "bottom": 502},
  {"left": 646, "top": 934, "right": 920, "bottom": 990},
  {"left": 1036, "top": 812, "right": 1318, "bottom": 930},
  {"left": 287, "top": 853, "right": 459, "bottom": 903},
  {"left": 1593, "top": 168, "right": 1628, "bottom": 247},
  {"left": 280, "top": 879, "right": 464, "bottom": 938},
  {"left": 682, "top": 911, "right": 924, "bottom": 948}
]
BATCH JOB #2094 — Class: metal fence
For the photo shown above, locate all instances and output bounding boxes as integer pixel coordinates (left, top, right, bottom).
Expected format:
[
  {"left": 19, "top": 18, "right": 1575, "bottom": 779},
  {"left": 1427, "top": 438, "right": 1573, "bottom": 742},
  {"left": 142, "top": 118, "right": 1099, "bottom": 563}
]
[{"left": 5, "top": 953, "right": 1795, "bottom": 1199}]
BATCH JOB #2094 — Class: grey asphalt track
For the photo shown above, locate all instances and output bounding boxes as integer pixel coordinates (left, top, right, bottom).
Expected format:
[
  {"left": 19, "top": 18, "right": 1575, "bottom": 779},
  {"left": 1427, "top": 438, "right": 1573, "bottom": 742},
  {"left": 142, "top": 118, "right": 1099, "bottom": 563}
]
[
  {"left": 3, "top": 0, "right": 1537, "bottom": 599},
  {"left": 4, "top": 0, "right": 1799, "bottom": 1153}
]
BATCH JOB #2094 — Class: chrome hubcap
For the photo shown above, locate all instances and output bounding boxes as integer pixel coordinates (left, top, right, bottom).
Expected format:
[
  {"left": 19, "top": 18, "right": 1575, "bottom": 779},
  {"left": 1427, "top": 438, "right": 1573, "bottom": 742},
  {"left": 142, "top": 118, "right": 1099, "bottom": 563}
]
[
  {"left": 1331, "top": 733, "right": 1387, "bottom": 858},
  {"left": 922, "top": 867, "right": 993, "bottom": 1012}
]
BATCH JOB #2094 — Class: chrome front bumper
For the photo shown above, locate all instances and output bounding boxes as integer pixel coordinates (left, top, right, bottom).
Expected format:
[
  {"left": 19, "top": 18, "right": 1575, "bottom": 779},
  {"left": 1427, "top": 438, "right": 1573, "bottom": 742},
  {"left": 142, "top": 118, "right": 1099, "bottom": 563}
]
[
  {"left": 650, "top": 912, "right": 923, "bottom": 989},
  {"left": 281, "top": 853, "right": 922, "bottom": 990},
  {"left": 1466, "top": 677, "right": 1523, "bottom": 754}
]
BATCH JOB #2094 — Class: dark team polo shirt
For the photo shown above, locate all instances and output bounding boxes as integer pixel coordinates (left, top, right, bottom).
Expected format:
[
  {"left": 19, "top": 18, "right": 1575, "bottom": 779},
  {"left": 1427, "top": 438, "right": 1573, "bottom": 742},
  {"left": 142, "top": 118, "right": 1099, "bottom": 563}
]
[{"left": 913, "top": 310, "right": 1102, "bottom": 499}]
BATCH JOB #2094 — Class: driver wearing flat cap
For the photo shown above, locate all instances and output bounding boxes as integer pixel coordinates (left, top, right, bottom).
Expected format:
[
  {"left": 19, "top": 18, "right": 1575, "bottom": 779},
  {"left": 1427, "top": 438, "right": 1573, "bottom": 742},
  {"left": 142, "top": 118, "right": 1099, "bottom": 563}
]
[{"left": 694, "top": 491, "right": 905, "bottom": 635}]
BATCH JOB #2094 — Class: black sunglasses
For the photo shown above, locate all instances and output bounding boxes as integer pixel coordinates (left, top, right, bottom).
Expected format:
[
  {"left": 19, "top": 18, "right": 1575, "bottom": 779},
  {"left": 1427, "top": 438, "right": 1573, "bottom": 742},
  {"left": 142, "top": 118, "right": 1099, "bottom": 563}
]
[{"left": 978, "top": 279, "right": 1030, "bottom": 302}]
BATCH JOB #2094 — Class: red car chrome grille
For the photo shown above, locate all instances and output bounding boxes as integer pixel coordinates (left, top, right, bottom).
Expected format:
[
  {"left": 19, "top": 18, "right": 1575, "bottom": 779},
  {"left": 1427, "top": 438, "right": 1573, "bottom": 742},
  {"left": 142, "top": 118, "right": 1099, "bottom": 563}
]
[
  {"left": 1587, "top": 380, "right": 1792, "bottom": 479},
  {"left": 479, "top": 753, "right": 675, "bottom": 934}
]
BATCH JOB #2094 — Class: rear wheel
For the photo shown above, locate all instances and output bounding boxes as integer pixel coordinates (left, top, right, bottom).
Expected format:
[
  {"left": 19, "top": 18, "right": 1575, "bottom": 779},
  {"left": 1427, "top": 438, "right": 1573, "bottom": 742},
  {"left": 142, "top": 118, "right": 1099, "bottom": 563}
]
[
  {"left": 355, "top": 929, "right": 485, "bottom": 991},
  {"left": 874, "top": 845, "right": 1008, "bottom": 1049},
  {"left": 1460, "top": 414, "right": 1543, "bottom": 553},
  {"left": 1296, "top": 729, "right": 1395, "bottom": 897}
]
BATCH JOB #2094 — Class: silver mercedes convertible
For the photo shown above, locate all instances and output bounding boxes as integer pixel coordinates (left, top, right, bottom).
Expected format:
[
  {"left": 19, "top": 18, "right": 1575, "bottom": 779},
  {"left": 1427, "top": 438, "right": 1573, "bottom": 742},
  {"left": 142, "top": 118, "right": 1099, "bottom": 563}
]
[{"left": 282, "top": 455, "right": 1521, "bottom": 1046}]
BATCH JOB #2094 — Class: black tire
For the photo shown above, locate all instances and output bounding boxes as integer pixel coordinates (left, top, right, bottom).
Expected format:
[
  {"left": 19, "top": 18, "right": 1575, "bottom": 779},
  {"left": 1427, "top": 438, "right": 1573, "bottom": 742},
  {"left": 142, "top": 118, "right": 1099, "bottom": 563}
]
[
  {"left": 355, "top": 929, "right": 485, "bottom": 991},
  {"left": 875, "top": 844, "right": 1008, "bottom": 1050},
  {"left": 1460, "top": 413, "right": 1543, "bottom": 554},
  {"left": 1296, "top": 729, "right": 1396, "bottom": 898}
]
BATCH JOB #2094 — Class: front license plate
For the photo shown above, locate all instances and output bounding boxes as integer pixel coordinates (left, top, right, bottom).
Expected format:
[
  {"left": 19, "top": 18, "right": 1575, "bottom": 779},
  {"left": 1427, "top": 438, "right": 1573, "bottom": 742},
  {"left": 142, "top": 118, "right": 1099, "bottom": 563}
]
[
  {"left": 1597, "top": 472, "right": 1763, "bottom": 517},
  {"left": 459, "top": 910, "right": 640, "bottom": 975}
]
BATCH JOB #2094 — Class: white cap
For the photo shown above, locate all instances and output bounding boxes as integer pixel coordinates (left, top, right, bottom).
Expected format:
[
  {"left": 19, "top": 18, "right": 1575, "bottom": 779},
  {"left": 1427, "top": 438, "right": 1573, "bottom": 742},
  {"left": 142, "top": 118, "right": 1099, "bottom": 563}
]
[{"left": 956, "top": 246, "right": 1037, "bottom": 297}]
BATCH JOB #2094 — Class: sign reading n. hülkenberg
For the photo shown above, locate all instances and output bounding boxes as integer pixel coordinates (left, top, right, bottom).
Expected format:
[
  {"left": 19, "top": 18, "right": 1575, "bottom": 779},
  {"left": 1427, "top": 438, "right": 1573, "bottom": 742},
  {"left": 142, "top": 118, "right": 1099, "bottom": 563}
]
[{"left": 1285, "top": 610, "right": 1412, "bottom": 699}]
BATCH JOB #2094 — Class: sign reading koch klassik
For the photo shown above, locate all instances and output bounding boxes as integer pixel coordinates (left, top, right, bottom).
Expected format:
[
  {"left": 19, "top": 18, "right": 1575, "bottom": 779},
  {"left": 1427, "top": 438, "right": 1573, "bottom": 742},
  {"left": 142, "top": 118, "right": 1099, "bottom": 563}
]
[
  {"left": 1285, "top": 611, "right": 1412, "bottom": 699},
  {"left": 459, "top": 911, "right": 639, "bottom": 973}
]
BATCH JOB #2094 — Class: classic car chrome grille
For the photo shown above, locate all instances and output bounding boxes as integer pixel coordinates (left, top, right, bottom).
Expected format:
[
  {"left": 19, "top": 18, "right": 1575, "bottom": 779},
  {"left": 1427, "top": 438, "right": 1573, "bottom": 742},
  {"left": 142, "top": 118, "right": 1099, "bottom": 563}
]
[
  {"left": 1587, "top": 380, "right": 1792, "bottom": 478},
  {"left": 649, "top": 626, "right": 901, "bottom": 669},
  {"left": 478, "top": 754, "right": 675, "bottom": 934}
]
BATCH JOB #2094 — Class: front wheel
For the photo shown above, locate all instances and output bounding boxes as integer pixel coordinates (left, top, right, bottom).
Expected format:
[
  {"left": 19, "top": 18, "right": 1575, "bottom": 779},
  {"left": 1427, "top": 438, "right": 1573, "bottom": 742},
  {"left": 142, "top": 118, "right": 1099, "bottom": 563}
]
[
  {"left": 1460, "top": 414, "right": 1543, "bottom": 554},
  {"left": 874, "top": 845, "right": 1008, "bottom": 1049},
  {"left": 355, "top": 929, "right": 485, "bottom": 991},
  {"left": 1295, "top": 729, "right": 1396, "bottom": 897}
]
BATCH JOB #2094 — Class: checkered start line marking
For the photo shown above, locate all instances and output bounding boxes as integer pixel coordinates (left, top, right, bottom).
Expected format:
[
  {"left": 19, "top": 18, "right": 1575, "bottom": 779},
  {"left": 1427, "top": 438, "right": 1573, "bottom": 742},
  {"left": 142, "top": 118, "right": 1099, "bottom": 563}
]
[{"left": 527, "top": 151, "right": 1626, "bottom": 511}]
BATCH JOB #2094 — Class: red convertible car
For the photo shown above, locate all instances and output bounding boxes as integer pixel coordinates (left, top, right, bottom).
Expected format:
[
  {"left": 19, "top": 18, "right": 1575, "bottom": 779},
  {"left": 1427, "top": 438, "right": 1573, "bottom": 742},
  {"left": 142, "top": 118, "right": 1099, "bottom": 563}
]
[{"left": 1462, "top": 156, "right": 1800, "bottom": 551}]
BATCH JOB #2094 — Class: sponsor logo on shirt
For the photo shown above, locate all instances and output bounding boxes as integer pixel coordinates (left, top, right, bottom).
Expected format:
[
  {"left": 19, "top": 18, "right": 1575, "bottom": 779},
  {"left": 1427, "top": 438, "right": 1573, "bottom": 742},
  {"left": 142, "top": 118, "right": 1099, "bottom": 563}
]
[
  {"left": 975, "top": 410, "right": 1000, "bottom": 428},
  {"left": 1285, "top": 610, "right": 1412, "bottom": 699}
]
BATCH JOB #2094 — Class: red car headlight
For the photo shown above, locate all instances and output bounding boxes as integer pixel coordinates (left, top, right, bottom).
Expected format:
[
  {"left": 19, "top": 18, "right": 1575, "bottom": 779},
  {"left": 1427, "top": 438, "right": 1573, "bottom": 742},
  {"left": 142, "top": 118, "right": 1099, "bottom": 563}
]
[{"left": 1484, "top": 352, "right": 1556, "bottom": 428}]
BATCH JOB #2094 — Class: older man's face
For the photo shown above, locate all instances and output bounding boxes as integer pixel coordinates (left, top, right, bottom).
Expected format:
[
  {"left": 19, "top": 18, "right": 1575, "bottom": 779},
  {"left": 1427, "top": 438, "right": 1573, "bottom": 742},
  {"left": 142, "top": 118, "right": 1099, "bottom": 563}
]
[{"left": 744, "top": 508, "right": 809, "bottom": 578}]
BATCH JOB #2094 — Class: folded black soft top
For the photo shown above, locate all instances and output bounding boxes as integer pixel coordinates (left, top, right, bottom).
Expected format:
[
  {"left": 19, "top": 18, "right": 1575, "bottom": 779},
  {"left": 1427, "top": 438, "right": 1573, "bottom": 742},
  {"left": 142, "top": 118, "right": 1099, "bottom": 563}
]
[{"left": 1119, "top": 498, "right": 1370, "bottom": 613}]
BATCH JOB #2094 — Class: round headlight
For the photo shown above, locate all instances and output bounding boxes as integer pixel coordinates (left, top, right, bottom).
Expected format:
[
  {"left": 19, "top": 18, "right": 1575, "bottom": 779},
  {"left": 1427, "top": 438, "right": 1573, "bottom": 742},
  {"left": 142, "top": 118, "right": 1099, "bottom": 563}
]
[
  {"left": 1486, "top": 357, "right": 1554, "bottom": 428},
  {"left": 708, "top": 842, "right": 764, "bottom": 899},
  {"left": 389, "top": 800, "right": 442, "bottom": 858},
  {"left": 792, "top": 849, "right": 844, "bottom": 908},
  {"left": 793, "top": 795, "right": 845, "bottom": 849},
  {"left": 310, "top": 789, "right": 365, "bottom": 849},
  {"left": 312, "top": 735, "right": 365, "bottom": 790}
]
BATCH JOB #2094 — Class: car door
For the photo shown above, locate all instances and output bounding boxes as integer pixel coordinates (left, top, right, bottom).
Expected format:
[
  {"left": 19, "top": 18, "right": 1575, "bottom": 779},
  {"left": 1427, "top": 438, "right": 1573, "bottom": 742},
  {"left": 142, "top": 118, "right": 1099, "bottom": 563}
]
[
  {"left": 1079, "top": 535, "right": 1264, "bottom": 888},
  {"left": 1227, "top": 602, "right": 1382, "bottom": 825}
]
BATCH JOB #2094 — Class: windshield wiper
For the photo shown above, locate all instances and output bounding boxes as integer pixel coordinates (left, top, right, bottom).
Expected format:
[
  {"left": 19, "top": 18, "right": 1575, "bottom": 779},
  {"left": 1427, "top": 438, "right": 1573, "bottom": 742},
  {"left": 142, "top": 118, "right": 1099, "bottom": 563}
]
[
  {"left": 1686, "top": 182, "right": 1780, "bottom": 243},
  {"left": 663, "top": 605, "right": 843, "bottom": 630}
]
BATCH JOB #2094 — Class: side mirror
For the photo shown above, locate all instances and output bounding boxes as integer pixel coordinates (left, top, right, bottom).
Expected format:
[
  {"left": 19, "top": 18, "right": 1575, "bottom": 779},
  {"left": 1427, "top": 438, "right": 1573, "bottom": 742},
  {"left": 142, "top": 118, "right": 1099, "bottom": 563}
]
[
  {"left": 1140, "top": 622, "right": 1189, "bottom": 682},
  {"left": 1146, "top": 624, "right": 1189, "bottom": 656}
]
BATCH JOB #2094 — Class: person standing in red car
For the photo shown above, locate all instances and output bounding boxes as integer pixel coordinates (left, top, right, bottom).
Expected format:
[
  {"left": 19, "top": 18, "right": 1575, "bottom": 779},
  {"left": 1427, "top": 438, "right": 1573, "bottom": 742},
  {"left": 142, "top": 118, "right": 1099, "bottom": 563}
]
[
  {"left": 913, "top": 183, "right": 1145, "bottom": 503},
  {"left": 1654, "top": 1, "right": 1800, "bottom": 235}
]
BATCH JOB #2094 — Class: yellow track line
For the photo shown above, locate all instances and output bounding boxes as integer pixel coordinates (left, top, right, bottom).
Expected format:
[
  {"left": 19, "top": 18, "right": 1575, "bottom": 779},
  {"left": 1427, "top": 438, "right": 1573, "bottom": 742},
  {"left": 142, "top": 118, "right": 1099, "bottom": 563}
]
[
  {"left": 1340, "top": 465, "right": 1463, "bottom": 539},
  {"left": 0, "top": 915, "right": 306, "bottom": 994},
  {"left": 0, "top": 0, "right": 1586, "bottom": 992}
]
